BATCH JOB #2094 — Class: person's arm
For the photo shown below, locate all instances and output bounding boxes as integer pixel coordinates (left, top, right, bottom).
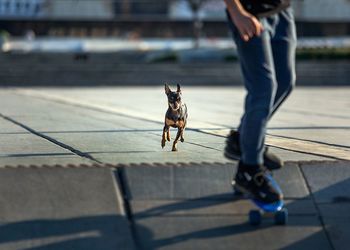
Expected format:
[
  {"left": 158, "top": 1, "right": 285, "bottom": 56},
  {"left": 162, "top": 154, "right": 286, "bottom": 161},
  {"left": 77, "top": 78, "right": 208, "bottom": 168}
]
[{"left": 224, "top": 0, "right": 263, "bottom": 42}]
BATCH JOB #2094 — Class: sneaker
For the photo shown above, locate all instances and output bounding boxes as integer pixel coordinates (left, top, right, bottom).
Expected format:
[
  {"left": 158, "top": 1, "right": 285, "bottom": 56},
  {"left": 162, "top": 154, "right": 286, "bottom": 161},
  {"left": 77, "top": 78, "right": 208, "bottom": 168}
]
[
  {"left": 224, "top": 130, "right": 283, "bottom": 170},
  {"left": 233, "top": 161, "right": 283, "bottom": 204}
]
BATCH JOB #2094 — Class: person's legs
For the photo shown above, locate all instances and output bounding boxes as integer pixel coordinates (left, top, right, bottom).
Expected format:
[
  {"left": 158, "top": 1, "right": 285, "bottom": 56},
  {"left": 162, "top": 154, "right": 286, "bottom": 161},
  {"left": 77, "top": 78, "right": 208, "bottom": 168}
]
[
  {"left": 229, "top": 17, "right": 277, "bottom": 165},
  {"left": 225, "top": 12, "right": 284, "bottom": 204},
  {"left": 225, "top": 8, "right": 296, "bottom": 169}
]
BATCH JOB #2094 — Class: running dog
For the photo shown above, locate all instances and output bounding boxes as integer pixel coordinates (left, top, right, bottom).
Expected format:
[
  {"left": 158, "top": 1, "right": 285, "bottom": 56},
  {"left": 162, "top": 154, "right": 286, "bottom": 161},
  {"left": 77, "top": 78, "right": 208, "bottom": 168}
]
[{"left": 162, "top": 84, "right": 188, "bottom": 151}]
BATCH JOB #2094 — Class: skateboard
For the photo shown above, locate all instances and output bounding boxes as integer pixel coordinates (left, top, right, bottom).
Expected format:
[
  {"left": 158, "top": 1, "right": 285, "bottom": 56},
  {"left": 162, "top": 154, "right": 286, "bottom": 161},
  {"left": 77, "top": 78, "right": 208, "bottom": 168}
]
[
  {"left": 233, "top": 174, "right": 288, "bottom": 226},
  {"left": 248, "top": 199, "right": 288, "bottom": 225}
]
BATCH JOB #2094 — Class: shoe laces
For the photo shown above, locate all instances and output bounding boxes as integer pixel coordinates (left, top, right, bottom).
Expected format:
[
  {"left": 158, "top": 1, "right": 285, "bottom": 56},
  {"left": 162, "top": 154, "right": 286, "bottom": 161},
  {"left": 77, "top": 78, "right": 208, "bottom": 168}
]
[{"left": 253, "top": 169, "right": 268, "bottom": 187}]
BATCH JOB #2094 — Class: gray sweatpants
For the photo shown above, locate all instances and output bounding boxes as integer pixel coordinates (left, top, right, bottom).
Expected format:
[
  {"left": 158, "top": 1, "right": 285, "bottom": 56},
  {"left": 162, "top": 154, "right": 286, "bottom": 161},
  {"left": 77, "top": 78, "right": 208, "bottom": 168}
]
[{"left": 227, "top": 7, "right": 297, "bottom": 165}]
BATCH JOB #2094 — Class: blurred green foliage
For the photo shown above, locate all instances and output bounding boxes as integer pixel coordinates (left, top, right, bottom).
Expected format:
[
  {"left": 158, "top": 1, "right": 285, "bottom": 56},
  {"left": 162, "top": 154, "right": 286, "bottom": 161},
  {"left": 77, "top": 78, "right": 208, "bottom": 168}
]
[
  {"left": 296, "top": 47, "right": 350, "bottom": 60},
  {"left": 224, "top": 47, "right": 350, "bottom": 62},
  {"left": 145, "top": 47, "right": 350, "bottom": 63}
]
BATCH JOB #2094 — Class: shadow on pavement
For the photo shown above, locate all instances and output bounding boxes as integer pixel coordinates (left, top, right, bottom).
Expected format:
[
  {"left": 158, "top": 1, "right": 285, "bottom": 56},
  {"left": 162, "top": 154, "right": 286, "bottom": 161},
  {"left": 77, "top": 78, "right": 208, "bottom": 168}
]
[
  {"left": 0, "top": 215, "right": 146, "bottom": 250},
  {"left": 122, "top": 165, "right": 350, "bottom": 250}
]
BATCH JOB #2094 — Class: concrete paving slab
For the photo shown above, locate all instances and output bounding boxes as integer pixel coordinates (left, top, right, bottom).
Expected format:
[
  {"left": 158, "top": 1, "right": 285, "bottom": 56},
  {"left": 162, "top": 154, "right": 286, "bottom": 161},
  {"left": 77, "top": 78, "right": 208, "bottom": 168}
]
[
  {"left": 268, "top": 129, "right": 350, "bottom": 148},
  {"left": 121, "top": 162, "right": 308, "bottom": 200},
  {"left": 172, "top": 163, "right": 234, "bottom": 200},
  {"left": 202, "top": 129, "right": 343, "bottom": 161},
  {"left": 12, "top": 87, "right": 350, "bottom": 162},
  {"left": 265, "top": 136, "right": 350, "bottom": 161},
  {"left": 0, "top": 118, "right": 92, "bottom": 167},
  {"left": 121, "top": 164, "right": 232, "bottom": 200},
  {"left": 0, "top": 134, "right": 74, "bottom": 157},
  {"left": 18, "top": 87, "right": 350, "bottom": 130},
  {"left": 318, "top": 203, "right": 350, "bottom": 218},
  {"left": 2, "top": 86, "right": 348, "bottom": 250},
  {"left": 89, "top": 140, "right": 326, "bottom": 164},
  {"left": 0, "top": 155, "right": 92, "bottom": 167},
  {"left": 318, "top": 203, "right": 350, "bottom": 250},
  {"left": 48, "top": 131, "right": 229, "bottom": 164},
  {"left": 133, "top": 216, "right": 330, "bottom": 250},
  {"left": 0, "top": 91, "right": 150, "bottom": 132},
  {"left": 302, "top": 162, "right": 350, "bottom": 249},
  {"left": 1, "top": 90, "right": 232, "bottom": 165},
  {"left": 301, "top": 162, "right": 350, "bottom": 203},
  {"left": 274, "top": 162, "right": 309, "bottom": 198},
  {"left": 320, "top": 218, "right": 350, "bottom": 250},
  {"left": 268, "top": 146, "right": 331, "bottom": 162},
  {"left": 0, "top": 119, "right": 26, "bottom": 134},
  {"left": 0, "top": 168, "right": 135, "bottom": 250}
]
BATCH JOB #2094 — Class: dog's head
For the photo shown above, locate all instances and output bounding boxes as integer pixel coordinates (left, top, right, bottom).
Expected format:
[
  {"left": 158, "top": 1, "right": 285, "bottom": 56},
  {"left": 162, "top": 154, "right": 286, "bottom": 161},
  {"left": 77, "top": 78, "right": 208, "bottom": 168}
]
[{"left": 165, "top": 83, "right": 182, "bottom": 111}]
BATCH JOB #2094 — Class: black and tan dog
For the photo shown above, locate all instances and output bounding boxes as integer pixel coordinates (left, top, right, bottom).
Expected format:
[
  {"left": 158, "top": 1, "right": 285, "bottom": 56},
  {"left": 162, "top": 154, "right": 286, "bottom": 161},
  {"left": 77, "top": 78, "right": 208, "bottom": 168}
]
[{"left": 162, "top": 84, "right": 188, "bottom": 151}]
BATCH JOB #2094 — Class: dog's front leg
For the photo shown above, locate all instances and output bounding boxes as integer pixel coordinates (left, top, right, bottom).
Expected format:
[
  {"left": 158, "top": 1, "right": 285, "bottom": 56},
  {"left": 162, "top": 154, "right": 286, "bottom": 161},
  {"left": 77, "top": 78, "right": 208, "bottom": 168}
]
[
  {"left": 172, "top": 127, "right": 183, "bottom": 151},
  {"left": 180, "top": 127, "right": 185, "bottom": 142},
  {"left": 162, "top": 125, "right": 168, "bottom": 148},
  {"left": 166, "top": 128, "right": 171, "bottom": 141}
]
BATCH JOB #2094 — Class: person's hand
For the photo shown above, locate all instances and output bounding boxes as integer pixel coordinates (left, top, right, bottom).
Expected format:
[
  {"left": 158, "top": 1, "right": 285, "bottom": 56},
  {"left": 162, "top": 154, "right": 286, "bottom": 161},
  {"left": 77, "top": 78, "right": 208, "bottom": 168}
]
[{"left": 228, "top": 8, "right": 264, "bottom": 42}]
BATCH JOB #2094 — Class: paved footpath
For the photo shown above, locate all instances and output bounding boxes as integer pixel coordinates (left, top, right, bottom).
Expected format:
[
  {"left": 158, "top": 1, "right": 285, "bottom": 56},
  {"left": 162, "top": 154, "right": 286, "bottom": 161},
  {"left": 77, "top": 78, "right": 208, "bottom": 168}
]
[{"left": 0, "top": 86, "right": 349, "bottom": 250}]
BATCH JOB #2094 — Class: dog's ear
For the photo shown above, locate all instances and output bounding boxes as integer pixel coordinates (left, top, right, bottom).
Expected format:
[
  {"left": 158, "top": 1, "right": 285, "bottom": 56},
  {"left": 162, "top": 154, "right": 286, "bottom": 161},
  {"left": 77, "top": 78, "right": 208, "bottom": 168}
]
[
  {"left": 177, "top": 84, "right": 181, "bottom": 93},
  {"left": 165, "top": 84, "right": 171, "bottom": 95}
]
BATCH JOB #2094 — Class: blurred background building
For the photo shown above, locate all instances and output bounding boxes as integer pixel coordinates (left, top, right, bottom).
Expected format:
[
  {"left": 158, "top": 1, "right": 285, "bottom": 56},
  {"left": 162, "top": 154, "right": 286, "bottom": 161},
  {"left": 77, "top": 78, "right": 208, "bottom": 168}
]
[
  {"left": 0, "top": 0, "right": 349, "bottom": 37},
  {"left": 0, "top": 0, "right": 349, "bottom": 87}
]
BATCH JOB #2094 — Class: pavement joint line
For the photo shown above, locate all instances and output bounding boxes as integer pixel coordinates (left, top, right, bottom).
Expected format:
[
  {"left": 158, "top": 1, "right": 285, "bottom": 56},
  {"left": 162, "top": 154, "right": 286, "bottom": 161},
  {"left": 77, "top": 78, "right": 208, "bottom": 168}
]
[
  {"left": 42, "top": 129, "right": 165, "bottom": 134},
  {"left": 0, "top": 113, "right": 102, "bottom": 164},
  {"left": 201, "top": 129, "right": 350, "bottom": 161},
  {"left": 267, "top": 126, "right": 350, "bottom": 130},
  {"left": 148, "top": 131, "right": 223, "bottom": 152},
  {"left": 266, "top": 133, "right": 350, "bottom": 150},
  {"left": 196, "top": 125, "right": 350, "bottom": 150},
  {"left": 111, "top": 169, "right": 128, "bottom": 217},
  {"left": 184, "top": 141, "right": 222, "bottom": 151},
  {"left": 298, "top": 162, "right": 336, "bottom": 250},
  {"left": 13, "top": 89, "right": 350, "bottom": 161},
  {"left": 0, "top": 152, "right": 75, "bottom": 158},
  {"left": 115, "top": 167, "right": 142, "bottom": 249},
  {"left": 13, "top": 89, "right": 224, "bottom": 131},
  {"left": 14, "top": 89, "right": 165, "bottom": 126},
  {"left": 266, "top": 145, "right": 348, "bottom": 161}
]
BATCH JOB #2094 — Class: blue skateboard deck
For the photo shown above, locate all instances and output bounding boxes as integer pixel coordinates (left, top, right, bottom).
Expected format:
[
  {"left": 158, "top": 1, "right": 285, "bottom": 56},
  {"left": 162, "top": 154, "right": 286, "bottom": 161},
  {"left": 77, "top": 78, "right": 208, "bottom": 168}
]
[{"left": 252, "top": 199, "right": 284, "bottom": 213}]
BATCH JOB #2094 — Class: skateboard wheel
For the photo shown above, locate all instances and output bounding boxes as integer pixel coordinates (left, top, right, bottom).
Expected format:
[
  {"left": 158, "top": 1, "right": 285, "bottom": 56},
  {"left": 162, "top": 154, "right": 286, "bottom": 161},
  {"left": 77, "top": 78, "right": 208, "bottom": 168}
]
[
  {"left": 275, "top": 208, "right": 288, "bottom": 225},
  {"left": 249, "top": 210, "right": 261, "bottom": 225}
]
